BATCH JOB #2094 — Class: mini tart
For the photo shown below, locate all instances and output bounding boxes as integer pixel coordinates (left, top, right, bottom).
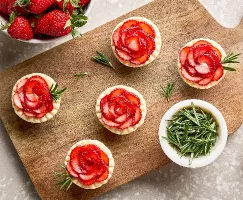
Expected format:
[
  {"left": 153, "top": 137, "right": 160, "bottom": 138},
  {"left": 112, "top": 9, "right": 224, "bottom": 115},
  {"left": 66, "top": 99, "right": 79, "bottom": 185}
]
[
  {"left": 178, "top": 38, "right": 227, "bottom": 89},
  {"left": 96, "top": 85, "right": 147, "bottom": 135},
  {"left": 12, "top": 73, "right": 60, "bottom": 123},
  {"left": 65, "top": 140, "right": 115, "bottom": 189},
  {"left": 111, "top": 16, "right": 161, "bottom": 68}
]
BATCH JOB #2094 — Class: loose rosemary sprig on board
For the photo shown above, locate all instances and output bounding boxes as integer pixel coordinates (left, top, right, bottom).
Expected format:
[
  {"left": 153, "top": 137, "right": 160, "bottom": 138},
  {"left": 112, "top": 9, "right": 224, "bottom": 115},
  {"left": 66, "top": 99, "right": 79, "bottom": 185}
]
[
  {"left": 54, "top": 165, "right": 73, "bottom": 191},
  {"left": 161, "top": 82, "right": 175, "bottom": 102},
  {"left": 222, "top": 52, "right": 241, "bottom": 71},
  {"left": 92, "top": 51, "right": 113, "bottom": 67},
  {"left": 50, "top": 84, "right": 67, "bottom": 101},
  {"left": 74, "top": 72, "right": 88, "bottom": 78},
  {"left": 163, "top": 103, "right": 217, "bottom": 165}
]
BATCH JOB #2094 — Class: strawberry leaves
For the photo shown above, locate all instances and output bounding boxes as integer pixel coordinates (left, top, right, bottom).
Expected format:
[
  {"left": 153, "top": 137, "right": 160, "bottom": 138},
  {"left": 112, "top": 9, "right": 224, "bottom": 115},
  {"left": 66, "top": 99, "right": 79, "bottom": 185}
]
[{"left": 69, "top": 13, "right": 87, "bottom": 37}]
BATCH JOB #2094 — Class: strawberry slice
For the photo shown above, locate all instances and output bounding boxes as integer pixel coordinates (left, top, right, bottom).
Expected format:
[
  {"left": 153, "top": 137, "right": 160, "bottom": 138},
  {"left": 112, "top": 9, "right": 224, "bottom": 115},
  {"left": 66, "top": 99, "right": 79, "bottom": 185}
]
[
  {"left": 132, "top": 107, "right": 142, "bottom": 125},
  {"left": 115, "top": 113, "right": 127, "bottom": 123},
  {"left": 25, "top": 93, "right": 39, "bottom": 102},
  {"left": 130, "top": 52, "right": 149, "bottom": 65},
  {"left": 116, "top": 48, "right": 132, "bottom": 61},
  {"left": 137, "top": 22, "right": 156, "bottom": 38},
  {"left": 114, "top": 102, "right": 126, "bottom": 115},
  {"left": 213, "top": 66, "right": 224, "bottom": 81},
  {"left": 99, "top": 150, "right": 109, "bottom": 166},
  {"left": 186, "top": 65, "right": 197, "bottom": 75},
  {"left": 179, "top": 47, "right": 190, "bottom": 66},
  {"left": 198, "top": 76, "right": 213, "bottom": 86},
  {"left": 211, "top": 46, "right": 222, "bottom": 60},
  {"left": 125, "top": 36, "right": 140, "bottom": 52},
  {"left": 195, "top": 55, "right": 213, "bottom": 74},
  {"left": 70, "top": 154, "right": 83, "bottom": 174},
  {"left": 96, "top": 168, "right": 109, "bottom": 182},
  {"left": 109, "top": 88, "right": 126, "bottom": 98},
  {"left": 102, "top": 117, "right": 120, "bottom": 128},
  {"left": 147, "top": 36, "right": 156, "bottom": 55},
  {"left": 79, "top": 172, "right": 97, "bottom": 181},
  {"left": 17, "top": 78, "right": 28, "bottom": 93},
  {"left": 187, "top": 49, "right": 196, "bottom": 67},
  {"left": 36, "top": 112, "right": 47, "bottom": 118},
  {"left": 124, "top": 92, "right": 140, "bottom": 105},
  {"left": 119, "top": 117, "right": 134, "bottom": 129},
  {"left": 80, "top": 177, "right": 96, "bottom": 185},
  {"left": 113, "top": 27, "right": 121, "bottom": 47},
  {"left": 101, "top": 101, "right": 114, "bottom": 119},
  {"left": 120, "top": 20, "right": 138, "bottom": 31},
  {"left": 108, "top": 103, "right": 118, "bottom": 118},
  {"left": 193, "top": 40, "right": 212, "bottom": 47},
  {"left": 193, "top": 45, "right": 212, "bottom": 60},
  {"left": 24, "top": 111, "right": 36, "bottom": 117},
  {"left": 29, "top": 76, "right": 49, "bottom": 89},
  {"left": 66, "top": 162, "right": 79, "bottom": 178},
  {"left": 13, "top": 93, "right": 23, "bottom": 109},
  {"left": 24, "top": 98, "right": 39, "bottom": 108},
  {"left": 181, "top": 67, "right": 202, "bottom": 82}
]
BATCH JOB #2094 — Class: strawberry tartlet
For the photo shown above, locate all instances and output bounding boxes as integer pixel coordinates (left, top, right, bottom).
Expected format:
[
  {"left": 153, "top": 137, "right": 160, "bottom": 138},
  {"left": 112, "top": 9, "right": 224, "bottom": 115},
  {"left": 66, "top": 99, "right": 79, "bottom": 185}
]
[
  {"left": 12, "top": 73, "right": 63, "bottom": 123},
  {"left": 111, "top": 17, "right": 161, "bottom": 68},
  {"left": 96, "top": 85, "right": 147, "bottom": 135},
  {"left": 178, "top": 38, "right": 227, "bottom": 89},
  {"left": 65, "top": 140, "right": 114, "bottom": 189}
]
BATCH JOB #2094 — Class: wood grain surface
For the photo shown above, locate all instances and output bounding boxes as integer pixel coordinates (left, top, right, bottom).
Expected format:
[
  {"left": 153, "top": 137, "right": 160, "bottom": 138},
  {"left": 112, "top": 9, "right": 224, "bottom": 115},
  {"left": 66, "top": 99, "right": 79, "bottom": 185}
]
[{"left": 1, "top": 0, "right": 243, "bottom": 199}]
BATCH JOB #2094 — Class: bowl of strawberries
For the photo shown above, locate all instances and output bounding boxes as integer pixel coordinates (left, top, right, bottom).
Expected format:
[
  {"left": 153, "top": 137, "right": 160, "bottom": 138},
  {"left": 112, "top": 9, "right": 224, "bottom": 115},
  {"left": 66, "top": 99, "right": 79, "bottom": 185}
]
[{"left": 0, "top": 0, "right": 93, "bottom": 43}]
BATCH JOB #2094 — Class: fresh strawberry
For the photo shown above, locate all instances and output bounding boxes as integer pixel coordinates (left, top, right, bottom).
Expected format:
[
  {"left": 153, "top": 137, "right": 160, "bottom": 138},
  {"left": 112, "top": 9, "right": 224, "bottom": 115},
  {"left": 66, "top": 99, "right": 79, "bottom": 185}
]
[
  {"left": 79, "top": 0, "right": 90, "bottom": 6},
  {"left": 119, "top": 117, "right": 133, "bottom": 129},
  {"left": 115, "top": 48, "right": 131, "bottom": 61},
  {"left": 193, "top": 45, "right": 212, "bottom": 60},
  {"left": 102, "top": 117, "right": 120, "bottom": 128},
  {"left": 56, "top": 0, "right": 75, "bottom": 14},
  {"left": 13, "top": 93, "right": 23, "bottom": 109},
  {"left": 130, "top": 52, "right": 149, "bottom": 65},
  {"left": 8, "top": 16, "right": 33, "bottom": 40},
  {"left": 187, "top": 49, "right": 196, "bottom": 67},
  {"left": 195, "top": 55, "right": 213, "bottom": 74},
  {"left": 137, "top": 21, "right": 155, "bottom": 38},
  {"left": 80, "top": 177, "right": 96, "bottom": 185},
  {"left": 28, "top": 0, "right": 55, "bottom": 14},
  {"left": 125, "top": 36, "right": 140, "bottom": 52},
  {"left": 96, "top": 168, "right": 109, "bottom": 182},
  {"left": 17, "top": 78, "right": 28, "bottom": 93},
  {"left": 179, "top": 46, "right": 190, "bottom": 66},
  {"left": 120, "top": 20, "right": 137, "bottom": 32},
  {"left": 66, "top": 163, "right": 79, "bottom": 178},
  {"left": 198, "top": 76, "right": 213, "bottom": 86},
  {"left": 0, "top": 0, "right": 9, "bottom": 14},
  {"left": 101, "top": 101, "right": 114, "bottom": 119},
  {"left": 24, "top": 111, "right": 36, "bottom": 117},
  {"left": 211, "top": 46, "right": 222, "bottom": 60},
  {"left": 109, "top": 88, "right": 126, "bottom": 98},
  {"left": 133, "top": 107, "right": 142, "bottom": 125},
  {"left": 181, "top": 67, "right": 202, "bottom": 82},
  {"left": 29, "top": 75, "right": 49, "bottom": 88},
  {"left": 34, "top": 9, "right": 71, "bottom": 37},
  {"left": 213, "top": 66, "right": 224, "bottom": 81},
  {"left": 112, "top": 26, "right": 121, "bottom": 46},
  {"left": 7, "top": 0, "right": 29, "bottom": 15},
  {"left": 124, "top": 92, "right": 140, "bottom": 105},
  {"left": 99, "top": 150, "right": 109, "bottom": 166},
  {"left": 79, "top": 172, "right": 97, "bottom": 181},
  {"left": 114, "top": 113, "right": 127, "bottom": 123}
]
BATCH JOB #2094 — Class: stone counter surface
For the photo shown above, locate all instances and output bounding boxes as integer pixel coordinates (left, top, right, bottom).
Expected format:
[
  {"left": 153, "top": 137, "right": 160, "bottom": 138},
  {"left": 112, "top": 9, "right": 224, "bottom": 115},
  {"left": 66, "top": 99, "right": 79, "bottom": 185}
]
[{"left": 0, "top": 0, "right": 242, "bottom": 199}]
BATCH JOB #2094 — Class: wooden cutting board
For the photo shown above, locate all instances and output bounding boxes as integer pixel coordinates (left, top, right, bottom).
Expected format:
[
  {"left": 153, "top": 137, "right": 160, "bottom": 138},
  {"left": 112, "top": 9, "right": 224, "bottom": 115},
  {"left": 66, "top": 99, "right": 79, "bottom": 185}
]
[{"left": 0, "top": 0, "right": 243, "bottom": 199}]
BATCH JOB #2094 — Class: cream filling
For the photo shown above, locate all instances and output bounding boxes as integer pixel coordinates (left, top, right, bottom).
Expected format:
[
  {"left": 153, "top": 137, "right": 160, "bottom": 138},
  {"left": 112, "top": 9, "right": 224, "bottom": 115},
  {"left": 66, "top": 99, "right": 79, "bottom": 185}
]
[
  {"left": 178, "top": 38, "right": 227, "bottom": 89},
  {"left": 96, "top": 85, "right": 147, "bottom": 135},
  {"left": 64, "top": 140, "right": 115, "bottom": 190},
  {"left": 12, "top": 73, "right": 61, "bottom": 123},
  {"left": 111, "top": 16, "right": 162, "bottom": 68}
]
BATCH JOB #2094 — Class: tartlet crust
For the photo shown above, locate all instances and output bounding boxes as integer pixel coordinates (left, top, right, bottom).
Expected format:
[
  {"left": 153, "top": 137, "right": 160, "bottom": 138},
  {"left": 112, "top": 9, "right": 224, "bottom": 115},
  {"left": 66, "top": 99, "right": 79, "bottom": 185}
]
[
  {"left": 96, "top": 85, "right": 147, "bottom": 135},
  {"left": 64, "top": 140, "right": 115, "bottom": 189},
  {"left": 12, "top": 73, "right": 61, "bottom": 123},
  {"left": 178, "top": 38, "right": 227, "bottom": 89},
  {"left": 111, "top": 16, "right": 162, "bottom": 68}
]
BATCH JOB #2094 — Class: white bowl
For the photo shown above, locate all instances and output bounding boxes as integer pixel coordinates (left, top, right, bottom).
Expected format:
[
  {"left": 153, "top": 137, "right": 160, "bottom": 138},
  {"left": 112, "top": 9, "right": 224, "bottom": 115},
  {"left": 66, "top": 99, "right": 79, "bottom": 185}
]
[
  {"left": 158, "top": 99, "right": 228, "bottom": 168},
  {"left": 0, "top": 0, "right": 95, "bottom": 43}
]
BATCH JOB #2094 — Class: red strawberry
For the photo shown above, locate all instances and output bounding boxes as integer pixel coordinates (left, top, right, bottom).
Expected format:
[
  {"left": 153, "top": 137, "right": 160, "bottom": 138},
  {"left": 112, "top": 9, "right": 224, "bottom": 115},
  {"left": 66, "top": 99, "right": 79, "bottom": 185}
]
[
  {"left": 8, "top": 16, "right": 33, "bottom": 40},
  {"left": 125, "top": 36, "right": 140, "bottom": 52},
  {"left": 179, "top": 46, "right": 190, "bottom": 66},
  {"left": 193, "top": 40, "right": 212, "bottom": 47},
  {"left": 195, "top": 55, "right": 213, "bottom": 74},
  {"left": 28, "top": 0, "right": 55, "bottom": 14},
  {"left": 112, "top": 27, "right": 121, "bottom": 46},
  {"left": 13, "top": 93, "right": 23, "bottom": 109},
  {"left": 34, "top": 9, "right": 71, "bottom": 37},
  {"left": 115, "top": 48, "right": 131, "bottom": 61},
  {"left": 181, "top": 67, "right": 202, "bottom": 82},
  {"left": 114, "top": 113, "right": 127, "bottom": 123},
  {"left": 56, "top": 0, "right": 75, "bottom": 14},
  {"left": 213, "top": 66, "right": 224, "bottom": 81},
  {"left": 109, "top": 88, "right": 126, "bottom": 98},
  {"left": 99, "top": 150, "right": 109, "bottom": 166},
  {"left": 193, "top": 45, "right": 212, "bottom": 60},
  {"left": 198, "top": 76, "right": 213, "bottom": 86},
  {"left": 7, "top": 0, "right": 29, "bottom": 15},
  {"left": 130, "top": 52, "right": 149, "bottom": 65},
  {"left": 96, "top": 168, "right": 109, "bottom": 182},
  {"left": 187, "top": 49, "right": 196, "bottom": 67},
  {"left": 102, "top": 117, "right": 120, "bottom": 128},
  {"left": 120, "top": 20, "right": 137, "bottom": 32},
  {"left": 124, "top": 92, "right": 140, "bottom": 105},
  {"left": 80, "top": 0, "right": 90, "bottom": 6},
  {"left": 0, "top": 0, "right": 9, "bottom": 14},
  {"left": 119, "top": 117, "right": 133, "bottom": 129},
  {"left": 132, "top": 107, "right": 142, "bottom": 125},
  {"left": 66, "top": 163, "right": 79, "bottom": 178},
  {"left": 137, "top": 22, "right": 155, "bottom": 38}
]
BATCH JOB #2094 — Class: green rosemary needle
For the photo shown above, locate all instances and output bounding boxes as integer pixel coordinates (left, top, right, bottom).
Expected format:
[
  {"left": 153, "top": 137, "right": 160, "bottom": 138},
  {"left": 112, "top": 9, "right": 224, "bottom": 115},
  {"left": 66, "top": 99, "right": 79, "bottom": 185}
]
[
  {"left": 163, "top": 103, "right": 217, "bottom": 165},
  {"left": 161, "top": 82, "right": 175, "bottom": 102},
  {"left": 222, "top": 52, "right": 241, "bottom": 71},
  {"left": 54, "top": 165, "right": 72, "bottom": 191},
  {"left": 50, "top": 84, "right": 67, "bottom": 102},
  {"left": 92, "top": 51, "right": 113, "bottom": 67},
  {"left": 74, "top": 72, "right": 88, "bottom": 78}
]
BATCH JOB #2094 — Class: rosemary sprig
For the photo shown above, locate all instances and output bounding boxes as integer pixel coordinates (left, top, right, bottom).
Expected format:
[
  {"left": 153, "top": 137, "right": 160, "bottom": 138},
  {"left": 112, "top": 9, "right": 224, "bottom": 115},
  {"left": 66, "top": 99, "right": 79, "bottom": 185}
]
[
  {"left": 161, "top": 82, "right": 175, "bottom": 102},
  {"left": 74, "top": 72, "right": 88, "bottom": 78},
  {"left": 163, "top": 103, "right": 217, "bottom": 165},
  {"left": 222, "top": 52, "right": 241, "bottom": 71},
  {"left": 54, "top": 165, "right": 73, "bottom": 191},
  {"left": 50, "top": 84, "right": 67, "bottom": 102},
  {"left": 92, "top": 51, "right": 113, "bottom": 67}
]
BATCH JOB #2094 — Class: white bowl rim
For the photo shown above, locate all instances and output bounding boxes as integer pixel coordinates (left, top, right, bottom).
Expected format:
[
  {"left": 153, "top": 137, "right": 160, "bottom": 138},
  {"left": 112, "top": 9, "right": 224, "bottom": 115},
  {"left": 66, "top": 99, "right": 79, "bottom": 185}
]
[
  {"left": 0, "top": 0, "right": 95, "bottom": 44},
  {"left": 158, "top": 99, "right": 228, "bottom": 168}
]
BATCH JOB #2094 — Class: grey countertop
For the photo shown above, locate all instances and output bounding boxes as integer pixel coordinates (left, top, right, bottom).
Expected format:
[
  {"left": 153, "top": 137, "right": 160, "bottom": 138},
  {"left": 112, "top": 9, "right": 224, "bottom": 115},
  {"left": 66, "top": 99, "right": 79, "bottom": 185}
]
[{"left": 0, "top": 0, "right": 243, "bottom": 200}]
